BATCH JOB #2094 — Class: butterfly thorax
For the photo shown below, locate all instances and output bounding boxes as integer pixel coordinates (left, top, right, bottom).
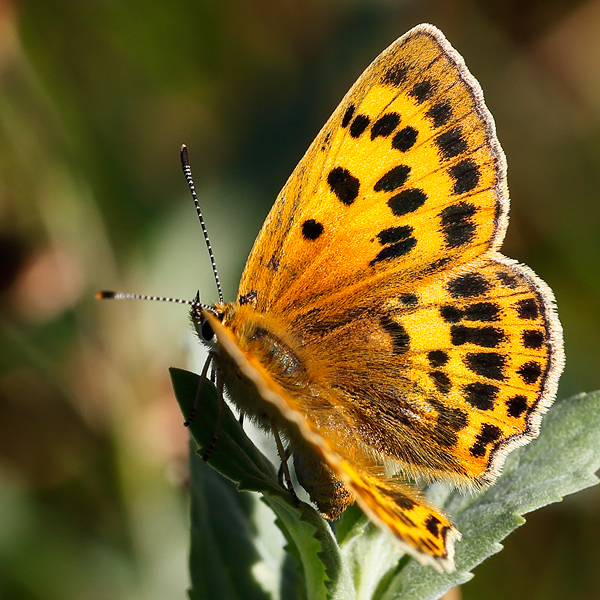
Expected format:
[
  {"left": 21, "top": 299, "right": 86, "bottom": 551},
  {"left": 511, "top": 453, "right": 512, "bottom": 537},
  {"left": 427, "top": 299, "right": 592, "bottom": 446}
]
[{"left": 195, "top": 302, "right": 314, "bottom": 434}]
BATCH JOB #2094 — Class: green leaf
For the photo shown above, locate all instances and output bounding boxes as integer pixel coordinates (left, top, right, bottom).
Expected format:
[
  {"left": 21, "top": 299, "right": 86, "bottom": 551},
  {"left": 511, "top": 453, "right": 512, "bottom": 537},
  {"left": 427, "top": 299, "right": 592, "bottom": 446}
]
[
  {"left": 170, "top": 367, "right": 348, "bottom": 600},
  {"left": 187, "top": 445, "right": 281, "bottom": 600},
  {"left": 171, "top": 368, "right": 600, "bottom": 600}
]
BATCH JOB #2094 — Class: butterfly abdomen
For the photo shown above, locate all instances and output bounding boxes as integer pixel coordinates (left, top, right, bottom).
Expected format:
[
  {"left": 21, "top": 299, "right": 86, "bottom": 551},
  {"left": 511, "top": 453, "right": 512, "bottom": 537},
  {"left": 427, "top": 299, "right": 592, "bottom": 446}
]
[{"left": 293, "top": 443, "right": 354, "bottom": 519}]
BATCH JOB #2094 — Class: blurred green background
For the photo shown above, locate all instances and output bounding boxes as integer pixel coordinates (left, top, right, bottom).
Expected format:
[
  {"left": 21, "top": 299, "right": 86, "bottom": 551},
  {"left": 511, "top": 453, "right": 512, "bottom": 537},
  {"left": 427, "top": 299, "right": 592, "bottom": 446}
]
[{"left": 1, "top": 0, "right": 599, "bottom": 598}]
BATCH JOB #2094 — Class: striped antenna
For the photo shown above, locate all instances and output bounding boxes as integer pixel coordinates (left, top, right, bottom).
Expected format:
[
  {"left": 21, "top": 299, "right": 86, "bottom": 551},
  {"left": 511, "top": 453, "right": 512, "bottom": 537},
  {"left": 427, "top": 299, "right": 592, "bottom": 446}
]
[
  {"left": 96, "top": 290, "right": 216, "bottom": 314},
  {"left": 180, "top": 145, "right": 224, "bottom": 304}
]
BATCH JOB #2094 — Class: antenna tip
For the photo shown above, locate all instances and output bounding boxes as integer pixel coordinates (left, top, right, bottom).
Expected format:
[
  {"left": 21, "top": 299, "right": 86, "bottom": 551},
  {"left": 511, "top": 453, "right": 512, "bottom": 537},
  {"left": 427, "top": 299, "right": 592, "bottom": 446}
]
[
  {"left": 180, "top": 145, "right": 190, "bottom": 170},
  {"left": 96, "top": 290, "right": 116, "bottom": 300}
]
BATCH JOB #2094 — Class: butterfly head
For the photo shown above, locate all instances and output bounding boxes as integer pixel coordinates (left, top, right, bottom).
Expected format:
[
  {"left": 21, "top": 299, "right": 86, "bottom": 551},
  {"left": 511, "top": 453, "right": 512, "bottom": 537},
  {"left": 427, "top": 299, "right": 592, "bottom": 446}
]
[{"left": 190, "top": 295, "right": 226, "bottom": 346}]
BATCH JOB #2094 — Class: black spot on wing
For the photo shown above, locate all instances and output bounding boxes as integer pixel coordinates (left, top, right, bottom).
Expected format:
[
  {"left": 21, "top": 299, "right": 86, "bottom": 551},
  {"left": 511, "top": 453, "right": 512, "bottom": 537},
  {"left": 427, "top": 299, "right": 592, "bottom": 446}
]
[
  {"left": 439, "top": 201, "right": 477, "bottom": 248},
  {"left": 370, "top": 239, "right": 417, "bottom": 265},
  {"left": 425, "top": 101, "right": 452, "bottom": 127},
  {"left": 515, "top": 298, "right": 539, "bottom": 320},
  {"left": 374, "top": 165, "right": 410, "bottom": 192},
  {"left": 428, "top": 350, "right": 449, "bottom": 367},
  {"left": 464, "top": 302, "right": 500, "bottom": 322},
  {"left": 425, "top": 515, "right": 442, "bottom": 537},
  {"left": 409, "top": 80, "right": 435, "bottom": 103},
  {"left": 392, "top": 126, "right": 418, "bottom": 152},
  {"left": 517, "top": 361, "right": 542, "bottom": 384},
  {"left": 447, "top": 274, "right": 491, "bottom": 298},
  {"left": 430, "top": 370, "right": 452, "bottom": 394},
  {"left": 341, "top": 104, "right": 355, "bottom": 128},
  {"left": 350, "top": 114, "right": 370, "bottom": 138},
  {"left": 301, "top": 219, "right": 324, "bottom": 240},
  {"left": 449, "top": 159, "right": 480, "bottom": 194},
  {"left": 470, "top": 423, "right": 502, "bottom": 458},
  {"left": 382, "top": 65, "right": 408, "bottom": 86},
  {"left": 370, "top": 226, "right": 417, "bottom": 265},
  {"left": 238, "top": 290, "right": 257, "bottom": 306},
  {"left": 506, "top": 395, "right": 528, "bottom": 418},
  {"left": 436, "top": 127, "right": 468, "bottom": 159},
  {"left": 522, "top": 329, "right": 545, "bottom": 349},
  {"left": 450, "top": 325, "right": 505, "bottom": 348},
  {"left": 380, "top": 315, "right": 410, "bottom": 354},
  {"left": 436, "top": 302, "right": 499, "bottom": 325},
  {"left": 497, "top": 271, "right": 519, "bottom": 289},
  {"left": 440, "top": 305, "right": 463, "bottom": 323},
  {"left": 327, "top": 167, "right": 360, "bottom": 205},
  {"left": 464, "top": 382, "right": 499, "bottom": 410},
  {"left": 399, "top": 293, "right": 418, "bottom": 306},
  {"left": 465, "top": 352, "right": 507, "bottom": 380},
  {"left": 388, "top": 188, "right": 427, "bottom": 216},
  {"left": 371, "top": 112, "right": 401, "bottom": 140},
  {"left": 376, "top": 225, "right": 413, "bottom": 245}
]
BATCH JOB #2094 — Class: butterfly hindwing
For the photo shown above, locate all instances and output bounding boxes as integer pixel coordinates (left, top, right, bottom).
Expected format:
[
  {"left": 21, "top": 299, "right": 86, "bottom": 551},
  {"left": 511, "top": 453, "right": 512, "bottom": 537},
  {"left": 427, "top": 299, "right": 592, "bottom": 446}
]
[
  {"left": 284, "top": 256, "right": 563, "bottom": 488},
  {"left": 205, "top": 310, "right": 459, "bottom": 572},
  {"left": 384, "top": 256, "right": 563, "bottom": 484}
]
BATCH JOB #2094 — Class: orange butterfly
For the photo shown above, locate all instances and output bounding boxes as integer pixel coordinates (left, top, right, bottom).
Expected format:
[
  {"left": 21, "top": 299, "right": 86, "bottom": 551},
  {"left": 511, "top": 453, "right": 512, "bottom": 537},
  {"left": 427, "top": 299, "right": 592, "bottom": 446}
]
[{"left": 101, "top": 23, "right": 564, "bottom": 572}]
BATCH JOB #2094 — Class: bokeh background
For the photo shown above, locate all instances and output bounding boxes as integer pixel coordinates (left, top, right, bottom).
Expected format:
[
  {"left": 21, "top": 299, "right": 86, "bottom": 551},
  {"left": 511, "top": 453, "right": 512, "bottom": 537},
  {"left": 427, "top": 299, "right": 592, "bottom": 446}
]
[{"left": 1, "top": 0, "right": 600, "bottom": 598}]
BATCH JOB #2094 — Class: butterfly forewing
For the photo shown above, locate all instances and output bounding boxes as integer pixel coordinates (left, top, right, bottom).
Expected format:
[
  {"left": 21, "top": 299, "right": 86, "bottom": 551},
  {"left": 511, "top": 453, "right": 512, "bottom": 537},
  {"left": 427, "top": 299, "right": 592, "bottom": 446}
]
[{"left": 238, "top": 24, "right": 506, "bottom": 314}]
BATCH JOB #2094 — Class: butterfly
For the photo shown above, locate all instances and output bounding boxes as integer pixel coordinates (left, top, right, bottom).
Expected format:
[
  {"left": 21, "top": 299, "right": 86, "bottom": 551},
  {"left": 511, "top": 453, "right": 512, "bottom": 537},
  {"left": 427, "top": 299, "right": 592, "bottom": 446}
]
[{"left": 101, "top": 23, "right": 564, "bottom": 572}]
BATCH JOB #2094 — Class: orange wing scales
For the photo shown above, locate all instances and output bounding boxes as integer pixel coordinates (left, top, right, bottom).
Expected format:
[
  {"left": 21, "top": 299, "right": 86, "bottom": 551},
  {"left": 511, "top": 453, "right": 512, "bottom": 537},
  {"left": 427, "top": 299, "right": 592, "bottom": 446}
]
[
  {"left": 339, "top": 464, "right": 461, "bottom": 571},
  {"left": 297, "top": 257, "right": 563, "bottom": 488},
  {"left": 197, "top": 23, "right": 564, "bottom": 572}
]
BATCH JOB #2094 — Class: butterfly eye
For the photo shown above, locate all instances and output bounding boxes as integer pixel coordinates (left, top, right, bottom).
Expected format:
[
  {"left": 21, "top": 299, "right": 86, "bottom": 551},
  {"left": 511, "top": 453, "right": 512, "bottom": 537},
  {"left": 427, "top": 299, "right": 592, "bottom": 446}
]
[{"left": 201, "top": 318, "right": 215, "bottom": 342}]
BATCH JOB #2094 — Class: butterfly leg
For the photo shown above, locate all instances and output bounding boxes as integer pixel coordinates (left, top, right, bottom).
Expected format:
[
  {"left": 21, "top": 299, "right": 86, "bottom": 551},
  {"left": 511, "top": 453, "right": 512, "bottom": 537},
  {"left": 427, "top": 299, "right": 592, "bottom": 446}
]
[
  {"left": 202, "top": 366, "right": 225, "bottom": 462},
  {"left": 183, "top": 351, "right": 215, "bottom": 427},
  {"left": 276, "top": 443, "right": 291, "bottom": 487},
  {"left": 272, "top": 425, "right": 299, "bottom": 507}
]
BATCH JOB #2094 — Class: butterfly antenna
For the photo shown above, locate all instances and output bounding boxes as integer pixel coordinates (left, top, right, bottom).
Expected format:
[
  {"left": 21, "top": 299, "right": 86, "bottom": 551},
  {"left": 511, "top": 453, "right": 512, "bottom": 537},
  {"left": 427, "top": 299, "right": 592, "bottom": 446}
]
[
  {"left": 180, "top": 144, "right": 224, "bottom": 304},
  {"left": 96, "top": 290, "right": 216, "bottom": 314}
]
